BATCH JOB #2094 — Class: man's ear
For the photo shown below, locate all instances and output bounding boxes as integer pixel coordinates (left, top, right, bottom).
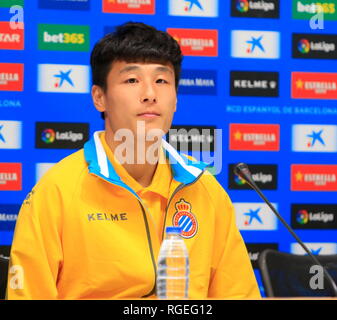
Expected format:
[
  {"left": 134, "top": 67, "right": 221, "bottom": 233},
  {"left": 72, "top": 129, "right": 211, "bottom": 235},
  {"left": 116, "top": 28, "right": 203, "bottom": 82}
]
[{"left": 91, "top": 85, "right": 106, "bottom": 113}]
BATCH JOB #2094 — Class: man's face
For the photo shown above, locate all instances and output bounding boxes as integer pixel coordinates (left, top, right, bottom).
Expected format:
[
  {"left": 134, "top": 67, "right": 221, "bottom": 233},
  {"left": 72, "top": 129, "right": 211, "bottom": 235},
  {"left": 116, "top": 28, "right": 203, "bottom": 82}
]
[{"left": 92, "top": 61, "right": 177, "bottom": 139}]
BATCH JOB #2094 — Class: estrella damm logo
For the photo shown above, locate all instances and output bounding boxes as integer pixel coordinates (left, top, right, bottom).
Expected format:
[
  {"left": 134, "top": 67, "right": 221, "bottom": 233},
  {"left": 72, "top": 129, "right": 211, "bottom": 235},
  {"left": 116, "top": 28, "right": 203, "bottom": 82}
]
[
  {"left": 103, "top": 0, "right": 155, "bottom": 14},
  {"left": 0, "top": 21, "right": 24, "bottom": 50},
  {"left": 38, "top": 24, "right": 90, "bottom": 52},
  {"left": 172, "top": 199, "right": 198, "bottom": 238}
]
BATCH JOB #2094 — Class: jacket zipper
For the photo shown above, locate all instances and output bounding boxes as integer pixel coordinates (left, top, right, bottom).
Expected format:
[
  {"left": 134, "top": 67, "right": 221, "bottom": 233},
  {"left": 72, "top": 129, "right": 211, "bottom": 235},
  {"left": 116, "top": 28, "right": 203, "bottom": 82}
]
[
  {"left": 92, "top": 174, "right": 157, "bottom": 298},
  {"left": 160, "top": 168, "right": 209, "bottom": 242},
  {"left": 93, "top": 166, "right": 209, "bottom": 298}
]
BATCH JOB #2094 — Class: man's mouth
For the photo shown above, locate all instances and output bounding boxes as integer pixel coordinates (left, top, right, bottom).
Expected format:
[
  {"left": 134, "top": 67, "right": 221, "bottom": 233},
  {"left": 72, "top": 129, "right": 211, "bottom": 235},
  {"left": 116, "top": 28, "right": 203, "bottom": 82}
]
[{"left": 137, "top": 112, "right": 161, "bottom": 118}]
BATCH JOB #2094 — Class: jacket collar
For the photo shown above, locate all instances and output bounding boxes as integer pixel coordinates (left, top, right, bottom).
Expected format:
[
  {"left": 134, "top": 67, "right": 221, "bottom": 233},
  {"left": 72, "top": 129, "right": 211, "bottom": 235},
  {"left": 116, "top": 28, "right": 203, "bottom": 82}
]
[{"left": 84, "top": 131, "right": 210, "bottom": 189}]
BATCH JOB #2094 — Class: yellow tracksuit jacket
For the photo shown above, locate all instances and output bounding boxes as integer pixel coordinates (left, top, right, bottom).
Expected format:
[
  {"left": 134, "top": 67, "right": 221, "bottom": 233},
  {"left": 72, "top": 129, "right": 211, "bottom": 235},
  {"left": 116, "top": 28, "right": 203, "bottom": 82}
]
[{"left": 7, "top": 131, "right": 261, "bottom": 299}]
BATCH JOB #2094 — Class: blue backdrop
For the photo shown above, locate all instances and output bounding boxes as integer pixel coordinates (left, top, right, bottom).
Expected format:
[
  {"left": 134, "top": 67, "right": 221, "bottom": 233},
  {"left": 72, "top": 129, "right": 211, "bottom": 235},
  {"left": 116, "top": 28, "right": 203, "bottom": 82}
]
[{"left": 1, "top": 0, "right": 337, "bottom": 296}]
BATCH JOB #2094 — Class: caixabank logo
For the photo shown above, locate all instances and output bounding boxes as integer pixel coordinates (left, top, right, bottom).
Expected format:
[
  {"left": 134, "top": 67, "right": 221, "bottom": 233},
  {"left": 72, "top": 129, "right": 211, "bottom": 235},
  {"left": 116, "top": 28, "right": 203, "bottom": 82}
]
[
  {"left": 229, "top": 123, "right": 280, "bottom": 151},
  {"left": 291, "top": 204, "right": 337, "bottom": 230},
  {"left": 0, "top": 63, "right": 23, "bottom": 91},
  {"left": 36, "top": 163, "right": 56, "bottom": 183},
  {"left": 35, "top": 122, "right": 89, "bottom": 149},
  {"left": 293, "top": 33, "right": 337, "bottom": 59},
  {"left": 292, "top": 72, "right": 337, "bottom": 99},
  {"left": 291, "top": 242, "right": 337, "bottom": 255},
  {"left": 245, "top": 243, "right": 279, "bottom": 269},
  {"left": 292, "top": 124, "right": 337, "bottom": 152},
  {"left": 168, "top": 125, "right": 216, "bottom": 152},
  {"left": 230, "top": 71, "right": 279, "bottom": 97},
  {"left": 38, "top": 24, "right": 90, "bottom": 52},
  {"left": 103, "top": 0, "right": 155, "bottom": 14},
  {"left": 291, "top": 164, "right": 337, "bottom": 191},
  {"left": 293, "top": 0, "right": 337, "bottom": 21},
  {"left": 233, "top": 202, "right": 278, "bottom": 230},
  {"left": 231, "top": 30, "right": 280, "bottom": 59},
  {"left": 0, "top": 163, "right": 22, "bottom": 191},
  {"left": 0, "top": 21, "right": 24, "bottom": 50},
  {"left": 178, "top": 70, "right": 217, "bottom": 95},
  {"left": 38, "top": 64, "right": 90, "bottom": 93},
  {"left": 0, "top": 204, "right": 20, "bottom": 231},
  {"left": 169, "top": 0, "right": 218, "bottom": 17},
  {"left": 228, "top": 164, "right": 277, "bottom": 190},
  {"left": 39, "top": 0, "right": 90, "bottom": 10},
  {"left": 231, "top": 0, "right": 279, "bottom": 18},
  {"left": 0, "top": 120, "right": 21, "bottom": 149},
  {"left": 167, "top": 28, "right": 218, "bottom": 57}
]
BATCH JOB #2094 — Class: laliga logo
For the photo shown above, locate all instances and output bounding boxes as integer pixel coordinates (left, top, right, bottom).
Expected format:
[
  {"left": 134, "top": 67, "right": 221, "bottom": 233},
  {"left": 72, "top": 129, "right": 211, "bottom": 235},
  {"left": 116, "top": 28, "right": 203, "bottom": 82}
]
[
  {"left": 297, "top": 209, "right": 309, "bottom": 224},
  {"left": 298, "top": 39, "right": 310, "bottom": 53},
  {"left": 237, "top": 0, "right": 249, "bottom": 12},
  {"left": 235, "top": 175, "right": 246, "bottom": 185},
  {"left": 42, "top": 129, "right": 55, "bottom": 144}
]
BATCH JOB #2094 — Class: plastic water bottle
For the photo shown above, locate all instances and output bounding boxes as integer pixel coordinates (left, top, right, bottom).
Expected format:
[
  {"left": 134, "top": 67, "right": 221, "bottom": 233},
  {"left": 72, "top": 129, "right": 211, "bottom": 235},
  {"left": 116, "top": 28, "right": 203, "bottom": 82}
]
[{"left": 156, "top": 226, "right": 189, "bottom": 299}]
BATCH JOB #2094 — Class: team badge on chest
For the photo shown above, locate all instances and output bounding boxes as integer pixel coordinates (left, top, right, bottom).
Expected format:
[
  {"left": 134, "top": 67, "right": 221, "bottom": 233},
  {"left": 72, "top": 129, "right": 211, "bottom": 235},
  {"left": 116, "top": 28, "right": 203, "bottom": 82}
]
[{"left": 172, "top": 199, "right": 198, "bottom": 239}]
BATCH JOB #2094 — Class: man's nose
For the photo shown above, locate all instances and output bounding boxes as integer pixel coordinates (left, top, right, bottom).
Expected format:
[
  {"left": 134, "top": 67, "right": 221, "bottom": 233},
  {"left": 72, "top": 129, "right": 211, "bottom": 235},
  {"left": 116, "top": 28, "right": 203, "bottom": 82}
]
[{"left": 140, "top": 82, "right": 157, "bottom": 103}]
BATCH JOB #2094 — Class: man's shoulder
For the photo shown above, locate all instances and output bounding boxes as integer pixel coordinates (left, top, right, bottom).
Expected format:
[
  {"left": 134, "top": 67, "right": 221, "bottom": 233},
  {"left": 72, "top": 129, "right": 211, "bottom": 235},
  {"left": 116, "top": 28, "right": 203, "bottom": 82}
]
[
  {"left": 198, "top": 170, "right": 222, "bottom": 190},
  {"left": 36, "top": 149, "right": 87, "bottom": 188},
  {"left": 197, "top": 171, "right": 232, "bottom": 204}
]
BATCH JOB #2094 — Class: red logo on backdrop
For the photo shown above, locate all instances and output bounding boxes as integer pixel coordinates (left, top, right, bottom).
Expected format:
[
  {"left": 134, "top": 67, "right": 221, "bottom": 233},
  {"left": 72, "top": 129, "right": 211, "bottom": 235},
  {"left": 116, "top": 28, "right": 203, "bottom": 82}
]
[
  {"left": 291, "top": 164, "right": 337, "bottom": 191},
  {"left": 0, "top": 22, "right": 24, "bottom": 50},
  {"left": 102, "top": 0, "right": 155, "bottom": 14},
  {"left": 229, "top": 123, "right": 280, "bottom": 151},
  {"left": 0, "top": 63, "right": 24, "bottom": 91},
  {"left": 291, "top": 72, "right": 337, "bottom": 100},
  {"left": 0, "top": 163, "right": 22, "bottom": 191},
  {"left": 167, "top": 28, "right": 218, "bottom": 57}
]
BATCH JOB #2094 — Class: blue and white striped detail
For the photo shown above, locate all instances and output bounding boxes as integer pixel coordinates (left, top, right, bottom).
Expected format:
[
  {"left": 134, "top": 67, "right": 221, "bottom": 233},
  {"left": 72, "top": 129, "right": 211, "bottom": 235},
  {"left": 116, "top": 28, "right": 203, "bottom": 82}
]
[{"left": 84, "top": 130, "right": 209, "bottom": 188}]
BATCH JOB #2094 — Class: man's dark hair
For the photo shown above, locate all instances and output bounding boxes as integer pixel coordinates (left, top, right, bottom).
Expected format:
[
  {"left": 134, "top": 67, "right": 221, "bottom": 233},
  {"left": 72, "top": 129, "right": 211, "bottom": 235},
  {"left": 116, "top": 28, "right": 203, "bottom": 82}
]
[{"left": 90, "top": 22, "right": 183, "bottom": 92}]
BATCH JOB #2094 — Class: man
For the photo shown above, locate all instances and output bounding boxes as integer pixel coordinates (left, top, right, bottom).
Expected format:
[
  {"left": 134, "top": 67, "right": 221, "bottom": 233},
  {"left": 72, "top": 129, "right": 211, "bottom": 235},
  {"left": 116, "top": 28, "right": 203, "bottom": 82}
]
[{"left": 7, "top": 22, "right": 260, "bottom": 299}]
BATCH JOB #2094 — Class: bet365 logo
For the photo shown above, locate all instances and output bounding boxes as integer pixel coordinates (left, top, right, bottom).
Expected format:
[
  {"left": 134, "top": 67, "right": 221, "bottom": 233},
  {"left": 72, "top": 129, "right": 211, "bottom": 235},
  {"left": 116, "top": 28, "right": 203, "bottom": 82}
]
[{"left": 38, "top": 24, "right": 90, "bottom": 51}]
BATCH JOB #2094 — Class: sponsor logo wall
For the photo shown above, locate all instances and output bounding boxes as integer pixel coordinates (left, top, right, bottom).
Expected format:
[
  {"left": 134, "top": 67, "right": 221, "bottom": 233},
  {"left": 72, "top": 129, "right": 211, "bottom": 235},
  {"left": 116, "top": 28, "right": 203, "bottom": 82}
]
[{"left": 1, "top": 0, "right": 337, "bottom": 296}]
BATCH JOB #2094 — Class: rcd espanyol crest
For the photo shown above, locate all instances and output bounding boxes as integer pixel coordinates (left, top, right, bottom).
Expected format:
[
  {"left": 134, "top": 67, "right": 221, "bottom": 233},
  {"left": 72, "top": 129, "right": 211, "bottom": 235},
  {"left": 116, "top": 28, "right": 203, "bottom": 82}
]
[{"left": 172, "top": 199, "right": 198, "bottom": 238}]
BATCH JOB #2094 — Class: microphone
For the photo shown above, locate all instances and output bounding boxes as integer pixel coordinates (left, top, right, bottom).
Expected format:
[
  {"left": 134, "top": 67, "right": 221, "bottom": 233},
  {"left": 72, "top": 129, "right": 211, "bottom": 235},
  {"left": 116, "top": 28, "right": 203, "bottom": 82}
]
[{"left": 234, "top": 162, "right": 337, "bottom": 297}]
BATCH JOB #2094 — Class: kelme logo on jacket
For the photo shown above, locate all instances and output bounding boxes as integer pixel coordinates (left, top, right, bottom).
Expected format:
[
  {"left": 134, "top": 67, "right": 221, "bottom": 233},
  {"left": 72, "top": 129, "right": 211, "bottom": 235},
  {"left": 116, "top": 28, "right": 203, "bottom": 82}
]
[
  {"left": 87, "top": 212, "right": 128, "bottom": 222},
  {"left": 172, "top": 199, "right": 198, "bottom": 238}
]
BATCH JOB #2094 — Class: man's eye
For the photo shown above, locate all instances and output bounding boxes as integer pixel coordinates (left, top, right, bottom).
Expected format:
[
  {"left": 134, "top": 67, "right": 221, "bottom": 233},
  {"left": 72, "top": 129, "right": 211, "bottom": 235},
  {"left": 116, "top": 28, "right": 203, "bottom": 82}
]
[
  {"left": 126, "top": 78, "right": 137, "bottom": 83},
  {"left": 156, "top": 79, "right": 167, "bottom": 84}
]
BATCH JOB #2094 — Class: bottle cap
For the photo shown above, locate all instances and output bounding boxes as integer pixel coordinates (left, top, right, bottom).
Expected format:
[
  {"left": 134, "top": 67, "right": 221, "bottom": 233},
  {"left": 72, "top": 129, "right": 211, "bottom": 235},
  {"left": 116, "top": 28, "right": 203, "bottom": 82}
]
[{"left": 166, "top": 226, "right": 182, "bottom": 234}]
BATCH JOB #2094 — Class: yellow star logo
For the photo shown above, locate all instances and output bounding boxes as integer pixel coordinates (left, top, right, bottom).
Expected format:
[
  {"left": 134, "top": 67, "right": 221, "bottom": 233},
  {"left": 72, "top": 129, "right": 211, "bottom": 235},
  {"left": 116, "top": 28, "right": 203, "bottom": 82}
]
[
  {"left": 295, "top": 171, "right": 303, "bottom": 182},
  {"left": 234, "top": 131, "right": 242, "bottom": 141},
  {"left": 296, "top": 79, "right": 304, "bottom": 89},
  {"left": 108, "top": 0, "right": 116, "bottom": 3}
]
